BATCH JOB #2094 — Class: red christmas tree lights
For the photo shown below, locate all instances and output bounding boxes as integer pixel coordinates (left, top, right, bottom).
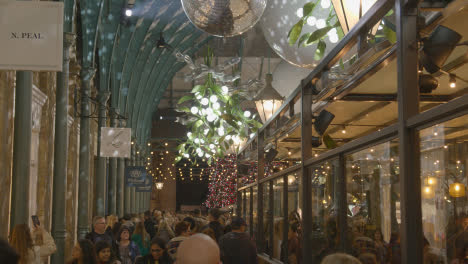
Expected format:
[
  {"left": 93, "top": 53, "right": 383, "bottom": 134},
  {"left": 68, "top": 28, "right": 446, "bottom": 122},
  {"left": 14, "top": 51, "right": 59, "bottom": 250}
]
[{"left": 204, "top": 154, "right": 238, "bottom": 208}]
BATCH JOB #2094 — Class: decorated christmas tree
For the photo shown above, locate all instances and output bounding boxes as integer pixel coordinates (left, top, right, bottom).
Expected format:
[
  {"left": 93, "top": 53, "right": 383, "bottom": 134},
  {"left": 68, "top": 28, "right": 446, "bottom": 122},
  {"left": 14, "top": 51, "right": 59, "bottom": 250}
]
[{"left": 204, "top": 154, "right": 238, "bottom": 208}]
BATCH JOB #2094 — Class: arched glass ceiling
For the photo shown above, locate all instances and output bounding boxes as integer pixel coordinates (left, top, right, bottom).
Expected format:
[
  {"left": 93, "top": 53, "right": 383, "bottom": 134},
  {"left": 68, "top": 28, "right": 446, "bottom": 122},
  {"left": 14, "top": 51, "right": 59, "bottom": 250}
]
[{"left": 76, "top": 0, "right": 212, "bottom": 145}]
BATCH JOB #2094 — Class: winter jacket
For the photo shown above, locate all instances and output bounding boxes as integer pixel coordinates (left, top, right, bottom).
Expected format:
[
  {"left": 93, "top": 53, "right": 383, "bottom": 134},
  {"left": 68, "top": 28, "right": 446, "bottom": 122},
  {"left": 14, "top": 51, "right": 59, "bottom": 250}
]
[
  {"left": 144, "top": 219, "right": 157, "bottom": 239},
  {"left": 156, "top": 228, "right": 174, "bottom": 245},
  {"left": 23, "top": 230, "right": 57, "bottom": 264},
  {"left": 117, "top": 241, "right": 140, "bottom": 264},
  {"left": 132, "top": 233, "right": 149, "bottom": 256},
  {"left": 167, "top": 236, "right": 187, "bottom": 261},
  {"left": 205, "top": 221, "right": 225, "bottom": 242},
  {"left": 219, "top": 231, "right": 258, "bottom": 264},
  {"left": 85, "top": 231, "right": 114, "bottom": 246},
  {"left": 135, "top": 254, "right": 173, "bottom": 264}
]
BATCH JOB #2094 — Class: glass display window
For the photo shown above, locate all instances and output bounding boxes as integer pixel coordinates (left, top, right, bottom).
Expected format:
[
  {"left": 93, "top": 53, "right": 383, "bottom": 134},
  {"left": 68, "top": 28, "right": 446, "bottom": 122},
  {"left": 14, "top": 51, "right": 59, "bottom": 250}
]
[
  {"left": 245, "top": 189, "right": 251, "bottom": 230},
  {"left": 346, "top": 139, "right": 400, "bottom": 263},
  {"left": 273, "top": 177, "right": 284, "bottom": 260},
  {"left": 253, "top": 186, "right": 258, "bottom": 241},
  {"left": 419, "top": 114, "right": 468, "bottom": 264},
  {"left": 263, "top": 182, "right": 271, "bottom": 255},
  {"left": 309, "top": 160, "right": 339, "bottom": 263}
]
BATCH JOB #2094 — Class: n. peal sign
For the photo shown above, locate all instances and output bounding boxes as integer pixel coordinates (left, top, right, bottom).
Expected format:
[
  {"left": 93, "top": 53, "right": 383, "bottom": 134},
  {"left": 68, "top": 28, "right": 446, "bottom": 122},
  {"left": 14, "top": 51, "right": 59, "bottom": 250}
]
[{"left": 0, "top": 1, "right": 64, "bottom": 71}]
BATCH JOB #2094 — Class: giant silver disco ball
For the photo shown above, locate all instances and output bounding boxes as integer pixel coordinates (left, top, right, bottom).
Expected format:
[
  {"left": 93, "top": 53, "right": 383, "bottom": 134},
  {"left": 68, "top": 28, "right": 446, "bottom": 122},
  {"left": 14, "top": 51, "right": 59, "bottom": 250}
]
[
  {"left": 181, "top": 0, "right": 267, "bottom": 37},
  {"left": 261, "top": 0, "right": 340, "bottom": 68}
]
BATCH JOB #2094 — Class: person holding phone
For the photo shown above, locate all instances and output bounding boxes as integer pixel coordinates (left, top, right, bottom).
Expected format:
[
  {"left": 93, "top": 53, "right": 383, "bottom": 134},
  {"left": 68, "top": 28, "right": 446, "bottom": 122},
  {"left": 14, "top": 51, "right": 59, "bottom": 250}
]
[{"left": 9, "top": 222, "right": 57, "bottom": 264}]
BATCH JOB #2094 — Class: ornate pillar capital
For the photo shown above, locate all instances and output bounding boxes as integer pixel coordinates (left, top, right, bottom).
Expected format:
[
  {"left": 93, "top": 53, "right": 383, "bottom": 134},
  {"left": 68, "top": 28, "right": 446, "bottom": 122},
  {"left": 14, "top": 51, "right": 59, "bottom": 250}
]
[
  {"left": 97, "top": 91, "right": 111, "bottom": 104},
  {"left": 80, "top": 67, "right": 96, "bottom": 82},
  {"left": 64, "top": 33, "right": 76, "bottom": 48}
]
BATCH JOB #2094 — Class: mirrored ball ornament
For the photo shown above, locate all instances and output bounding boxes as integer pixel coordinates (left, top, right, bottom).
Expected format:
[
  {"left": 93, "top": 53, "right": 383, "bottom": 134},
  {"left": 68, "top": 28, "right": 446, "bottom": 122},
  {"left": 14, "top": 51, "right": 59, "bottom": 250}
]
[
  {"left": 181, "top": 0, "right": 267, "bottom": 37},
  {"left": 260, "top": 0, "right": 340, "bottom": 68}
]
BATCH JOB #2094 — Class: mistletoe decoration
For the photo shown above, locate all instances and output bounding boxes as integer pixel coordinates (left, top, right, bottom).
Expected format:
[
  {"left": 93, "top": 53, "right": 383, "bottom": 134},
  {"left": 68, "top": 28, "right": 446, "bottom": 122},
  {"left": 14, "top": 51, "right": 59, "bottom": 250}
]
[
  {"left": 288, "top": 1, "right": 396, "bottom": 61},
  {"left": 175, "top": 47, "right": 262, "bottom": 164},
  {"left": 288, "top": 1, "right": 343, "bottom": 60}
]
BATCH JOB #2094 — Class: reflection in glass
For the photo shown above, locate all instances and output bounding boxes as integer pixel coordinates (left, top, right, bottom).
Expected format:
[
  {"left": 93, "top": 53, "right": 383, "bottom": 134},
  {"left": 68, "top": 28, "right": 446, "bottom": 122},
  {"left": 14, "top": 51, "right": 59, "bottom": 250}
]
[
  {"left": 246, "top": 189, "right": 251, "bottom": 231},
  {"left": 287, "top": 171, "right": 302, "bottom": 263},
  {"left": 253, "top": 186, "right": 258, "bottom": 241},
  {"left": 241, "top": 191, "right": 245, "bottom": 219},
  {"left": 263, "top": 183, "right": 271, "bottom": 254},
  {"left": 310, "top": 160, "right": 339, "bottom": 262},
  {"left": 346, "top": 140, "right": 400, "bottom": 264},
  {"left": 273, "top": 178, "right": 284, "bottom": 260},
  {"left": 288, "top": 172, "right": 302, "bottom": 217},
  {"left": 420, "top": 115, "right": 468, "bottom": 264}
]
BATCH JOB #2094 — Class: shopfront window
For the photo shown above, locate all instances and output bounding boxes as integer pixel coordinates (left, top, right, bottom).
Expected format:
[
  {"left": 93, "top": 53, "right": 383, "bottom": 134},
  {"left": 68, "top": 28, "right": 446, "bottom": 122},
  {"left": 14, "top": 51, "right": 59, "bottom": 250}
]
[
  {"left": 263, "top": 182, "right": 271, "bottom": 254},
  {"left": 288, "top": 171, "right": 302, "bottom": 218},
  {"left": 253, "top": 186, "right": 258, "bottom": 241},
  {"left": 420, "top": 114, "right": 468, "bottom": 264},
  {"left": 310, "top": 160, "right": 339, "bottom": 262},
  {"left": 245, "top": 189, "right": 251, "bottom": 230},
  {"left": 273, "top": 177, "right": 284, "bottom": 260},
  {"left": 346, "top": 140, "right": 400, "bottom": 263}
]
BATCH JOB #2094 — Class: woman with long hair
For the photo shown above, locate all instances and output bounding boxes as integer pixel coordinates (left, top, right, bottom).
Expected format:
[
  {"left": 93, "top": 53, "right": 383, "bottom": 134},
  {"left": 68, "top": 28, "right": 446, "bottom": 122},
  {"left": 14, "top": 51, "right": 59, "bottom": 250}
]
[
  {"left": 132, "top": 222, "right": 150, "bottom": 256},
  {"left": 95, "top": 240, "right": 121, "bottom": 264},
  {"left": 116, "top": 226, "right": 140, "bottom": 264},
  {"left": 68, "top": 239, "right": 98, "bottom": 264},
  {"left": 156, "top": 219, "right": 175, "bottom": 244},
  {"left": 106, "top": 215, "right": 119, "bottom": 235},
  {"left": 9, "top": 224, "right": 56, "bottom": 264},
  {"left": 135, "top": 237, "right": 172, "bottom": 264}
]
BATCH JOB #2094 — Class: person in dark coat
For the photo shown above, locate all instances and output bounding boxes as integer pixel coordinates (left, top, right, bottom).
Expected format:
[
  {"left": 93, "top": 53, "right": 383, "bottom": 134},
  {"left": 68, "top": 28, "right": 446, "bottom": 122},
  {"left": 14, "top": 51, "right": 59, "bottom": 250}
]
[
  {"left": 219, "top": 217, "right": 258, "bottom": 264},
  {"left": 202, "top": 208, "right": 225, "bottom": 243},
  {"left": 143, "top": 211, "right": 156, "bottom": 239},
  {"left": 135, "top": 237, "right": 172, "bottom": 264},
  {"left": 86, "top": 216, "right": 115, "bottom": 247}
]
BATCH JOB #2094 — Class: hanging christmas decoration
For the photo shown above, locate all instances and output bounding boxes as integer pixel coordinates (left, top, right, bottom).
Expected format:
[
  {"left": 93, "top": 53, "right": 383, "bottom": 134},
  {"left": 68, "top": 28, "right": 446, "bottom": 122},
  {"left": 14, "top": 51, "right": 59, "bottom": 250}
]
[
  {"left": 181, "top": 0, "right": 267, "bottom": 37},
  {"left": 176, "top": 47, "right": 262, "bottom": 164}
]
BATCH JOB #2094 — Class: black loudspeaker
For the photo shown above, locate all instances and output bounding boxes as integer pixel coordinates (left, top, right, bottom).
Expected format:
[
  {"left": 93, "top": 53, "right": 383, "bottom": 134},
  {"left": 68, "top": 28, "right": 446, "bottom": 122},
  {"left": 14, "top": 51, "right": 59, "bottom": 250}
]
[
  {"left": 421, "top": 25, "right": 462, "bottom": 74},
  {"left": 314, "top": 110, "right": 335, "bottom": 135},
  {"left": 265, "top": 148, "right": 278, "bottom": 163}
]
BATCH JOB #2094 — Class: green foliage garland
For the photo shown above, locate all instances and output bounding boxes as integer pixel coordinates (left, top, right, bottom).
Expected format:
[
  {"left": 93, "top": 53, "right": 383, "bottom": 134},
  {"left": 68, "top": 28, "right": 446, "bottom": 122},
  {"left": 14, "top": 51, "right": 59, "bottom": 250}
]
[{"left": 175, "top": 47, "right": 262, "bottom": 164}]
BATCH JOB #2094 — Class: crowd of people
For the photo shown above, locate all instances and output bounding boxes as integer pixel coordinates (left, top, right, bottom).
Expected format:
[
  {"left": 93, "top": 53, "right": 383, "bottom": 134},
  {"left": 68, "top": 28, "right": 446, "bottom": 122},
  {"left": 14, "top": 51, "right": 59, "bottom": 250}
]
[
  {"left": 3, "top": 207, "right": 465, "bottom": 263},
  {"left": 0, "top": 208, "right": 259, "bottom": 264}
]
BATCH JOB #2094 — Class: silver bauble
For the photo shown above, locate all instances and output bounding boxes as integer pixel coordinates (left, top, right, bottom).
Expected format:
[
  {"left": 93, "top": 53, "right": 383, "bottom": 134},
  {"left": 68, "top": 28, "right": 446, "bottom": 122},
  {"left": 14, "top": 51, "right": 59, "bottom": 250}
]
[
  {"left": 181, "top": 0, "right": 267, "bottom": 37},
  {"left": 261, "top": 0, "right": 340, "bottom": 68}
]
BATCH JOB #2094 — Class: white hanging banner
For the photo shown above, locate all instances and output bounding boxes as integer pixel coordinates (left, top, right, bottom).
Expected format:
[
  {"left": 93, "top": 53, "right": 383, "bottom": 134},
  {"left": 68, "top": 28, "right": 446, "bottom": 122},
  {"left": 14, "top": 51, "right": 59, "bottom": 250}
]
[
  {"left": 0, "top": 1, "right": 64, "bottom": 71},
  {"left": 100, "top": 127, "right": 132, "bottom": 158}
]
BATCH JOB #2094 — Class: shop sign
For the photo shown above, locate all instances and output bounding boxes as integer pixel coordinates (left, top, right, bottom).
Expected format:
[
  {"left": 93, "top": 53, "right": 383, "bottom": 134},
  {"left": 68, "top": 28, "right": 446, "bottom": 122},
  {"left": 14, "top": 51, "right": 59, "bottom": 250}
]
[
  {"left": 125, "top": 166, "right": 147, "bottom": 187},
  {"left": 0, "top": 1, "right": 64, "bottom": 71},
  {"left": 135, "top": 175, "right": 152, "bottom": 192},
  {"left": 100, "top": 127, "right": 131, "bottom": 158}
]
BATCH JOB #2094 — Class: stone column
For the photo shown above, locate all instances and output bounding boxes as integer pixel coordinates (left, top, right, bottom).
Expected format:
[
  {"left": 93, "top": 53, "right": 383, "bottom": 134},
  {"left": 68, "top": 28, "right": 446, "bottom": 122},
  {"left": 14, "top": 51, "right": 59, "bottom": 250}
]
[
  {"left": 117, "top": 157, "right": 125, "bottom": 217},
  {"left": 77, "top": 67, "right": 95, "bottom": 239},
  {"left": 30, "top": 86, "right": 48, "bottom": 221},
  {"left": 51, "top": 33, "right": 75, "bottom": 264},
  {"left": 124, "top": 159, "right": 131, "bottom": 215},
  {"left": 95, "top": 91, "right": 110, "bottom": 216},
  {"left": 108, "top": 110, "right": 118, "bottom": 215},
  {"left": 131, "top": 188, "right": 136, "bottom": 214},
  {"left": 136, "top": 157, "right": 142, "bottom": 213},
  {"left": 130, "top": 146, "right": 137, "bottom": 214},
  {"left": 10, "top": 71, "right": 33, "bottom": 229},
  {"left": 65, "top": 116, "right": 77, "bottom": 261},
  {"left": 116, "top": 119, "right": 126, "bottom": 217},
  {"left": 0, "top": 71, "right": 15, "bottom": 237}
]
